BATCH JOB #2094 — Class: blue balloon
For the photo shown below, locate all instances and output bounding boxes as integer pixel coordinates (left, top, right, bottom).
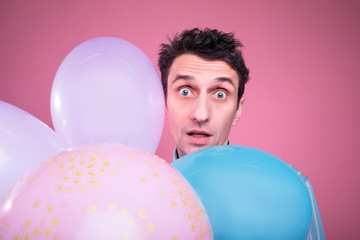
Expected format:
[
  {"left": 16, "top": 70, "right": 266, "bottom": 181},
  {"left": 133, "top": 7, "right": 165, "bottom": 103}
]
[{"left": 171, "top": 145, "right": 311, "bottom": 240}]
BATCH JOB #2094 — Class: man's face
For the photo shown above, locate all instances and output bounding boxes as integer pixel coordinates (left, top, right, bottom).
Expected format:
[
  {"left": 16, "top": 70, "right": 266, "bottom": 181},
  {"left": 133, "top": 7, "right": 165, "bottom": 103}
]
[{"left": 166, "top": 54, "right": 244, "bottom": 158}]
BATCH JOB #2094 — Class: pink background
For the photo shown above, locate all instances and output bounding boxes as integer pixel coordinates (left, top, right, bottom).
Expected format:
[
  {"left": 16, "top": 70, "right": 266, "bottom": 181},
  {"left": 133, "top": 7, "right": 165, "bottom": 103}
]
[{"left": 0, "top": 0, "right": 359, "bottom": 238}]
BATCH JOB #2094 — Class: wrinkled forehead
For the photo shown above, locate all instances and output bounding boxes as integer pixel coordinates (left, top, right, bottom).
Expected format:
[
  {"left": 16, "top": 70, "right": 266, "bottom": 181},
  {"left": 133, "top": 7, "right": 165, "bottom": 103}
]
[{"left": 168, "top": 54, "right": 239, "bottom": 87}]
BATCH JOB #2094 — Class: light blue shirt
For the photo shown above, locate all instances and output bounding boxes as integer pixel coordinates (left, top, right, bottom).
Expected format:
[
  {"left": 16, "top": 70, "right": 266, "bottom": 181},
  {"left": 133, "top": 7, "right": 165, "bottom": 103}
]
[{"left": 173, "top": 142, "right": 326, "bottom": 239}]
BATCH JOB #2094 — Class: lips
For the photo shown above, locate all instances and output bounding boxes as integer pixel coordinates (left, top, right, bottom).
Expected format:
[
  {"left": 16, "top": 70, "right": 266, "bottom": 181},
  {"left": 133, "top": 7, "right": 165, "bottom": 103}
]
[{"left": 186, "top": 130, "right": 212, "bottom": 145}]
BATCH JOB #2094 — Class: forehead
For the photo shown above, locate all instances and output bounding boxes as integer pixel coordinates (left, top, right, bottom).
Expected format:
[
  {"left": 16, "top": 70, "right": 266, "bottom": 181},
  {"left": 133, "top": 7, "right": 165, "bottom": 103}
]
[{"left": 168, "top": 54, "right": 238, "bottom": 85}]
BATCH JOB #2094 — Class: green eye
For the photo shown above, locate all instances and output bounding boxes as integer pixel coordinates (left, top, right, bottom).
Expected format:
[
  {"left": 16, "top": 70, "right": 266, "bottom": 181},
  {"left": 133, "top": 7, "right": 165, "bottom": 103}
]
[
  {"left": 180, "top": 87, "right": 191, "bottom": 96},
  {"left": 215, "top": 90, "right": 227, "bottom": 99}
]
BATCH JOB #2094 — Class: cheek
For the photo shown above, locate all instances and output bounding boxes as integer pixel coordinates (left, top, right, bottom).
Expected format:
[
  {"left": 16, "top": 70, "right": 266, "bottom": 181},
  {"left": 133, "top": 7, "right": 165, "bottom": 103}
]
[
  {"left": 167, "top": 107, "right": 182, "bottom": 131},
  {"left": 215, "top": 107, "right": 237, "bottom": 130}
]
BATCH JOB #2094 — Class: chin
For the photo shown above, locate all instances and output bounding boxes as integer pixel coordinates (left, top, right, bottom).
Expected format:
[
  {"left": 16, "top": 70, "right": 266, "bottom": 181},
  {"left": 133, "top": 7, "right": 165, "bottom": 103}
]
[{"left": 189, "top": 145, "right": 209, "bottom": 154}]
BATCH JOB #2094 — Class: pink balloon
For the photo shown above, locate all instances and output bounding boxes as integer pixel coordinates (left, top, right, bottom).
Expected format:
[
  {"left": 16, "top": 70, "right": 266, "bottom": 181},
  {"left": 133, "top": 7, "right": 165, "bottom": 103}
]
[
  {"left": 0, "top": 144, "right": 213, "bottom": 240},
  {"left": 51, "top": 37, "right": 165, "bottom": 153},
  {"left": 0, "top": 100, "right": 69, "bottom": 200}
]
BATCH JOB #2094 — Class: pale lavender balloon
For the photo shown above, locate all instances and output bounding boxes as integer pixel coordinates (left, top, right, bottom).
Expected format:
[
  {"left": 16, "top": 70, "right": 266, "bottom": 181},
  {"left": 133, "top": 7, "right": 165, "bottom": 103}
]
[
  {"left": 51, "top": 37, "right": 165, "bottom": 153},
  {"left": 0, "top": 100, "right": 69, "bottom": 200}
]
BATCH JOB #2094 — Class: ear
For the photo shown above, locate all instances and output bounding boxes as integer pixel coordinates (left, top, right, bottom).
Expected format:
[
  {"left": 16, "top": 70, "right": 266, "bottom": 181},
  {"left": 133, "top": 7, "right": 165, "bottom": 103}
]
[{"left": 232, "top": 96, "right": 245, "bottom": 127}]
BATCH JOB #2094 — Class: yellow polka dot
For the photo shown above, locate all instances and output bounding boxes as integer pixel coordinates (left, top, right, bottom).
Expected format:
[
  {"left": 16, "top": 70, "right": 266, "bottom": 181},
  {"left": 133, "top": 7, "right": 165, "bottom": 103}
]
[
  {"left": 86, "top": 163, "right": 95, "bottom": 168},
  {"left": 99, "top": 168, "right": 106, "bottom": 172},
  {"left": 200, "top": 208, "right": 205, "bottom": 215},
  {"left": 57, "top": 164, "right": 64, "bottom": 169},
  {"left": 33, "top": 200, "right": 40, "bottom": 208},
  {"left": 178, "top": 190, "right": 184, "bottom": 196},
  {"left": 109, "top": 171, "right": 117, "bottom": 176},
  {"left": 206, "top": 229, "right": 212, "bottom": 237},
  {"left": 28, "top": 174, "right": 38, "bottom": 182},
  {"left": 200, "top": 220, "right": 204, "bottom": 227},
  {"left": 89, "top": 157, "right": 97, "bottom": 162},
  {"left": 128, "top": 219, "right": 136, "bottom": 227},
  {"left": 172, "top": 237, "right": 178, "bottom": 240},
  {"left": 78, "top": 186, "right": 86, "bottom": 192},
  {"left": 103, "top": 161, "right": 110, "bottom": 167},
  {"left": 120, "top": 208, "right": 128, "bottom": 216},
  {"left": 46, "top": 161, "right": 53, "bottom": 168},
  {"left": 13, "top": 234, "right": 20, "bottom": 240},
  {"left": 22, "top": 218, "right": 32, "bottom": 228},
  {"left": 191, "top": 223, "right": 196, "bottom": 232},
  {"left": 57, "top": 157, "right": 63, "bottom": 162},
  {"left": 122, "top": 231, "right": 130, "bottom": 239},
  {"left": 2, "top": 224, "right": 8, "bottom": 232},
  {"left": 86, "top": 205, "right": 96, "bottom": 214},
  {"left": 196, "top": 210, "right": 200, "bottom": 217},
  {"left": 116, "top": 164, "right": 123, "bottom": 169},
  {"left": 147, "top": 223, "right": 155, "bottom": 232},
  {"left": 46, "top": 205, "right": 54, "bottom": 213},
  {"left": 44, "top": 228, "right": 51, "bottom": 237},
  {"left": 75, "top": 171, "right": 82, "bottom": 176},
  {"left": 88, "top": 179, "right": 101, "bottom": 187},
  {"left": 63, "top": 176, "right": 70, "bottom": 181},
  {"left": 69, "top": 165, "right": 76, "bottom": 170},
  {"left": 171, "top": 192, "right": 177, "bottom": 198},
  {"left": 24, "top": 233, "right": 31, "bottom": 240},
  {"left": 33, "top": 228, "right": 41, "bottom": 237},
  {"left": 157, "top": 191, "right": 165, "bottom": 197},
  {"left": 108, "top": 202, "right": 118, "bottom": 211},
  {"left": 56, "top": 185, "right": 63, "bottom": 191},
  {"left": 138, "top": 209, "right": 147, "bottom": 219},
  {"left": 185, "top": 213, "right": 192, "bottom": 221},
  {"left": 183, "top": 199, "right": 188, "bottom": 208},
  {"left": 140, "top": 177, "right": 147, "bottom": 182},
  {"left": 69, "top": 157, "right": 76, "bottom": 162},
  {"left": 128, "top": 155, "right": 134, "bottom": 158},
  {"left": 153, "top": 172, "right": 159, "bottom": 177},
  {"left": 171, "top": 201, "right": 177, "bottom": 207},
  {"left": 52, "top": 218, "right": 60, "bottom": 227},
  {"left": 79, "top": 161, "right": 85, "bottom": 165},
  {"left": 87, "top": 172, "right": 97, "bottom": 177},
  {"left": 73, "top": 179, "right": 80, "bottom": 184},
  {"left": 67, "top": 187, "right": 74, "bottom": 193}
]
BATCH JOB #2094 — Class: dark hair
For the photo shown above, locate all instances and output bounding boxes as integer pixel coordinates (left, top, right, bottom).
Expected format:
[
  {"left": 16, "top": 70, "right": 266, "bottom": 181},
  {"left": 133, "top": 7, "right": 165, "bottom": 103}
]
[{"left": 158, "top": 28, "right": 249, "bottom": 106}]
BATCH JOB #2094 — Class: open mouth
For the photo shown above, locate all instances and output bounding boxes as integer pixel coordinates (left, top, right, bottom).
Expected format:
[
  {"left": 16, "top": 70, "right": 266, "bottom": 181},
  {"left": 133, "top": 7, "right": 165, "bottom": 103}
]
[{"left": 186, "top": 131, "right": 212, "bottom": 138}]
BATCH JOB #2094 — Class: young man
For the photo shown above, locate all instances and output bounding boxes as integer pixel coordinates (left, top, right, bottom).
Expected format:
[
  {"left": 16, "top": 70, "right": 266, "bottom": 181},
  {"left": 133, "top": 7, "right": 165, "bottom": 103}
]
[
  {"left": 159, "top": 28, "right": 249, "bottom": 158},
  {"left": 158, "top": 28, "right": 325, "bottom": 239}
]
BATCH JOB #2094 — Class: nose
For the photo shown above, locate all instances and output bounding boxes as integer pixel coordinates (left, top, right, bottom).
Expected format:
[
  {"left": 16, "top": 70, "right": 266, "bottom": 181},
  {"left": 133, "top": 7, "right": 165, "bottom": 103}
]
[{"left": 190, "top": 95, "right": 210, "bottom": 124}]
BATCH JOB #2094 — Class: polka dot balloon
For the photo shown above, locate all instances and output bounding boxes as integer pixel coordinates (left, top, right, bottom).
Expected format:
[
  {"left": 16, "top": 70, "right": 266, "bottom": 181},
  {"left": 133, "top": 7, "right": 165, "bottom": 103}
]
[{"left": 0, "top": 144, "right": 212, "bottom": 240}]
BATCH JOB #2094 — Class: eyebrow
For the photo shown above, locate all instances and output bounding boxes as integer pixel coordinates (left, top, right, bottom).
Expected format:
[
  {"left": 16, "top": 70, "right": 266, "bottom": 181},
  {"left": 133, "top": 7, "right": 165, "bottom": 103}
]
[
  {"left": 171, "top": 74, "right": 235, "bottom": 87},
  {"left": 172, "top": 74, "right": 194, "bottom": 84},
  {"left": 215, "top": 77, "right": 235, "bottom": 87}
]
